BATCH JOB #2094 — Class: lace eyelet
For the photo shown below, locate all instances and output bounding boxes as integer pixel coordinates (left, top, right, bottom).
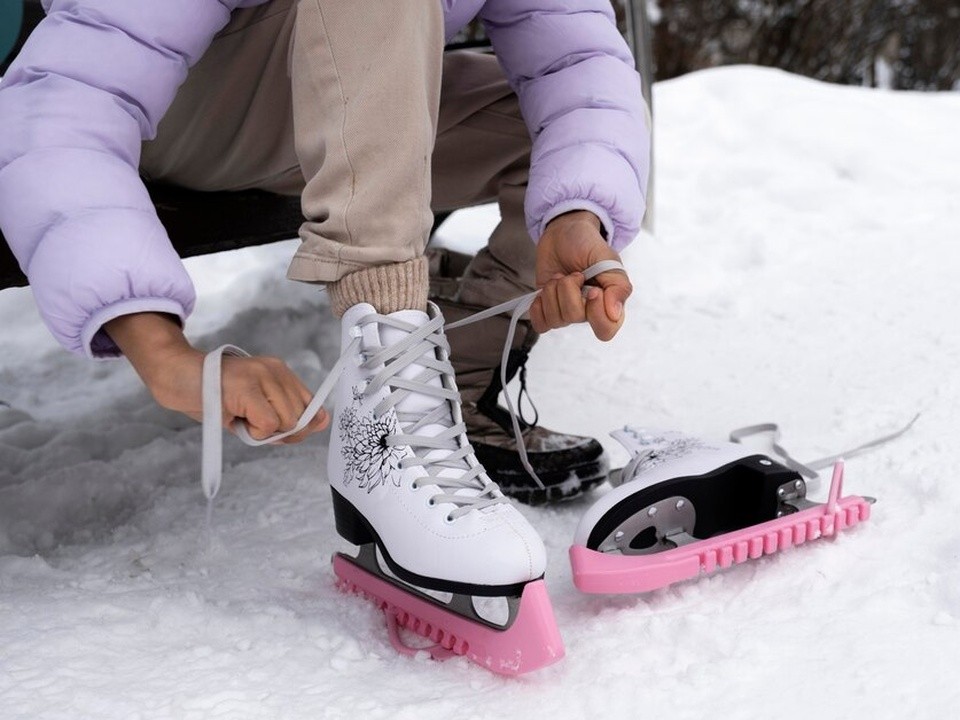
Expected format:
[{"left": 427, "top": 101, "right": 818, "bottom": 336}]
[
  {"left": 410, "top": 480, "right": 419, "bottom": 491},
  {"left": 444, "top": 514, "right": 455, "bottom": 524},
  {"left": 427, "top": 497, "right": 435, "bottom": 507}
]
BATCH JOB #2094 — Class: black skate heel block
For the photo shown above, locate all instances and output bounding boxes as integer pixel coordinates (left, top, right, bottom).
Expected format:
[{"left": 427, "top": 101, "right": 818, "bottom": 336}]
[
  {"left": 331, "top": 488, "right": 375, "bottom": 546},
  {"left": 587, "top": 455, "right": 805, "bottom": 550}
]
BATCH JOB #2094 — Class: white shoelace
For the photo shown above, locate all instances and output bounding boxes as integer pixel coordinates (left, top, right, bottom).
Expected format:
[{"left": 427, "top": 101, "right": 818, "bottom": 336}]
[
  {"left": 729, "top": 414, "right": 919, "bottom": 493},
  {"left": 200, "top": 260, "right": 628, "bottom": 506},
  {"left": 353, "top": 310, "right": 501, "bottom": 519}
]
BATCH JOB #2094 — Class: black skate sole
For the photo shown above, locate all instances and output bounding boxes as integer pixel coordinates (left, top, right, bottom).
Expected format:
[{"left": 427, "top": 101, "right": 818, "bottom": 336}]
[
  {"left": 491, "top": 460, "right": 608, "bottom": 506},
  {"left": 475, "top": 442, "right": 610, "bottom": 506},
  {"left": 586, "top": 455, "right": 803, "bottom": 551},
  {"left": 331, "top": 488, "right": 541, "bottom": 598}
]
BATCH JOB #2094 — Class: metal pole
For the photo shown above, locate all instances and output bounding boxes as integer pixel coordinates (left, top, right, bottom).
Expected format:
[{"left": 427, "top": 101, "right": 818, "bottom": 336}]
[{"left": 623, "top": 0, "right": 656, "bottom": 233}]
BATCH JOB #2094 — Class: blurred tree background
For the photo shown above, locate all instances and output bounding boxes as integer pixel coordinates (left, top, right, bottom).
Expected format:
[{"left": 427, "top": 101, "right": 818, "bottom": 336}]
[
  {"left": 649, "top": 0, "right": 959, "bottom": 90},
  {"left": 6, "top": 0, "right": 959, "bottom": 90},
  {"left": 451, "top": 0, "right": 958, "bottom": 91}
]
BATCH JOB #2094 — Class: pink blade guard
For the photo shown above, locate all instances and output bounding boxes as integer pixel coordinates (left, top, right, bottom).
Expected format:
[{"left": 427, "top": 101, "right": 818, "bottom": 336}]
[
  {"left": 571, "top": 461, "right": 872, "bottom": 594},
  {"left": 333, "top": 554, "right": 565, "bottom": 676}
]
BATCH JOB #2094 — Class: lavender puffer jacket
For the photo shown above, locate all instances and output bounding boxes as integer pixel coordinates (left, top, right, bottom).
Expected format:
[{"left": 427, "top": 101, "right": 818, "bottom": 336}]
[{"left": 0, "top": 0, "right": 649, "bottom": 357}]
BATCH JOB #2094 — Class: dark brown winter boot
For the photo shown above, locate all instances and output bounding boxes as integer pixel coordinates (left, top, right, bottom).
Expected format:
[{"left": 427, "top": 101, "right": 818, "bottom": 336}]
[{"left": 432, "top": 292, "right": 609, "bottom": 505}]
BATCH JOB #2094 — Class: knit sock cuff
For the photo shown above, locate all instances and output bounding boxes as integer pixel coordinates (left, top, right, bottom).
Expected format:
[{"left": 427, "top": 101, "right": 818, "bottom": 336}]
[{"left": 327, "top": 257, "right": 429, "bottom": 317}]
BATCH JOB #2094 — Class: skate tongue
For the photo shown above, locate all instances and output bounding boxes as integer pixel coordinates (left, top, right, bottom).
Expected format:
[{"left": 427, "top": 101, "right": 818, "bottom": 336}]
[
  {"left": 377, "top": 309, "right": 473, "bottom": 481},
  {"left": 378, "top": 309, "right": 446, "bottom": 418}
]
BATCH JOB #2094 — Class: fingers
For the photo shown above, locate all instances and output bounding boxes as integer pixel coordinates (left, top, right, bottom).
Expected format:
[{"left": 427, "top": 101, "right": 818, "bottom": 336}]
[
  {"left": 266, "top": 361, "right": 320, "bottom": 444},
  {"left": 530, "top": 273, "right": 588, "bottom": 333},
  {"left": 586, "top": 287, "right": 622, "bottom": 341},
  {"left": 534, "top": 215, "right": 635, "bottom": 339},
  {"left": 293, "top": 381, "right": 331, "bottom": 435},
  {"left": 530, "top": 267, "right": 633, "bottom": 341},
  {"left": 558, "top": 273, "right": 587, "bottom": 324},
  {"left": 222, "top": 356, "right": 329, "bottom": 444},
  {"left": 587, "top": 269, "right": 633, "bottom": 341},
  {"left": 530, "top": 296, "right": 547, "bottom": 334},
  {"left": 272, "top": 366, "right": 330, "bottom": 445},
  {"left": 602, "top": 272, "right": 633, "bottom": 324},
  {"left": 242, "top": 389, "right": 285, "bottom": 442}
]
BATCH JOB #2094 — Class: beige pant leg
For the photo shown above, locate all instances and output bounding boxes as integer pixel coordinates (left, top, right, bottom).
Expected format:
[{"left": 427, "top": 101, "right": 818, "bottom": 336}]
[
  {"left": 143, "top": 0, "right": 444, "bottom": 288},
  {"left": 432, "top": 52, "right": 537, "bottom": 307},
  {"left": 141, "top": 0, "right": 302, "bottom": 194},
  {"left": 143, "top": 14, "right": 529, "bottom": 312},
  {"left": 286, "top": 1, "right": 444, "bottom": 284}
]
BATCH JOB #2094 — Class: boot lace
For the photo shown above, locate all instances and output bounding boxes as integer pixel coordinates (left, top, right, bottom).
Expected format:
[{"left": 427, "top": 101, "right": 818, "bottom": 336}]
[
  {"left": 353, "top": 311, "right": 501, "bottom": 520},
  {"left": 200, "top": 261, "right": 627, "bottom": 510}
]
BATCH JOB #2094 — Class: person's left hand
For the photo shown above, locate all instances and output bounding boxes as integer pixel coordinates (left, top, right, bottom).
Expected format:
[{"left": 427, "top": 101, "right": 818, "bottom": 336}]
[{"left": 531, "top": 210, "right": 633, "bottom": 341}]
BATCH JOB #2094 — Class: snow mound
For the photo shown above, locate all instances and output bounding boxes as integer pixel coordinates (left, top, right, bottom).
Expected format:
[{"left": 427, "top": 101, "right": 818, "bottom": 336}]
[{"left": 2, "top": 67, "right": 959, "bottom": 719}]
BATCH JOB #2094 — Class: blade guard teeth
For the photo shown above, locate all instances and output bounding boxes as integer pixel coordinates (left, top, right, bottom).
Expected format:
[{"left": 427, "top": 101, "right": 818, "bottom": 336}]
[
  {"left": 334, "top": 575, "right": 471, "bottom": 658},
  {"left": 571, "top": 461, "right": 872, "bottom": 594},
  {"left": 333, "top": 554, "right": 565, "bottom": 676}
]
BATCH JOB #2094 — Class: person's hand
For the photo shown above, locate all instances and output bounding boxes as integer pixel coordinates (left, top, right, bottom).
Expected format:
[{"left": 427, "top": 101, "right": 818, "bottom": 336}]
[
  {"left": 530, "top": 210, "right": 633, "bottom": 341},
  {"left": 104, "top": 313, "right": 328, "bottom": 443}
]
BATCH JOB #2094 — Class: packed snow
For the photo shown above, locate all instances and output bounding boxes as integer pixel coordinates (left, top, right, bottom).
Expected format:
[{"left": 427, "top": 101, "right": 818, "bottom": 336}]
[{"left": 2, "top": 66, "right": 959, "bottom": 719}]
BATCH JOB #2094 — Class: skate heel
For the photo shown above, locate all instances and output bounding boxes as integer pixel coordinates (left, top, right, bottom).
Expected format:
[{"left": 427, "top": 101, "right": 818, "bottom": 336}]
[{"left": 331, "top": 489, "right": 375, "bottom": 545}]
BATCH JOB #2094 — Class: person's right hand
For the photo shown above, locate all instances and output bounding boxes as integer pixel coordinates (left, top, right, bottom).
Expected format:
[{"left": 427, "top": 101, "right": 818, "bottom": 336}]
[
  {"left": 104, "top": 313, "right": 328, "bottom": 443},
  {"left": 531, "top": 210, "right": 633, "bottom": 341}
]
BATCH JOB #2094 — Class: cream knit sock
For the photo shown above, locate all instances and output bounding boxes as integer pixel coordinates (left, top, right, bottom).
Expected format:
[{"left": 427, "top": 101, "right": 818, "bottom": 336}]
[{"left": 327, "top": 257, "right": 429, "bottom": 317}]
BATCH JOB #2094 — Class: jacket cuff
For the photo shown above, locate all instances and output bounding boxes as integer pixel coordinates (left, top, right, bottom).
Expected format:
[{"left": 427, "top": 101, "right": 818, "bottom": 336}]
[
  {"left": 538, "top": 199, "right": 616, "bottom": 245},
  {"left": 80, "top": 297, "right": 187, "bottom": 360}
]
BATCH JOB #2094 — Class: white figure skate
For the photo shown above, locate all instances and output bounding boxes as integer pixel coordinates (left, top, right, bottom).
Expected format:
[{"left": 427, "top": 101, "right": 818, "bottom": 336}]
[
  {"left": 570, "top": 427, "right": 877, "bottom": 594},
  {"left": 327, "top": 302, "right": 562, "bottom": 675},
  {"left": 197, "top": 260, "right": 623, "bottom": 673},
  {"left": 199, "top": 301, "right": 564, "bottom": 676}
]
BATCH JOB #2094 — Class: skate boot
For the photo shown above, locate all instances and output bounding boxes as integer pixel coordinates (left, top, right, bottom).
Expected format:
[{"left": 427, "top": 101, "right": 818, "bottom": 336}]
[
  {"left": 328, "top": 302, "right": 564, "bottom": 675},
  {"left": 428, "top": 250, "right": 609, "bottom": 504},
  {"left": 198, "top": 259, "right": 628, "bottom": 670},
  {"left": 570, "top": 427, "right": 875, "bottom": 594}
]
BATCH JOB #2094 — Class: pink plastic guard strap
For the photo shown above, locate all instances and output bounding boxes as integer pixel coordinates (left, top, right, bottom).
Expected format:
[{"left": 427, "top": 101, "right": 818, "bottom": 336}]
[
  {"left": 571, "top": 461, "right": 872, "bottom": 594},
  {"left": 333, "top": 554, "right": 565, "bottom": 676},
  {"left": 384, "top": 612, "right": 457, "bottom": 661}
]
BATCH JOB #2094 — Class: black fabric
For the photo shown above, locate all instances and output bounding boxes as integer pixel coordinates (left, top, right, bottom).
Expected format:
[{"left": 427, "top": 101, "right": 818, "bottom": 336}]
[
  {"left": 585, "top": 455, "right": 803, "bottom": 551},
  {"left": 1, "top": 184, "right": 305, "bottom": 289},
  {"left": 476, "top": 438, "right": 607, "bottom": 505},
  {"left": 476, "top": 347, "right": 536, "bottom": 434}
]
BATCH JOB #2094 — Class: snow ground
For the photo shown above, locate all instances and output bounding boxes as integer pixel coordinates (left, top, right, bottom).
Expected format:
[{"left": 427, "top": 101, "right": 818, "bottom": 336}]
[{"left": 2, "top": 66, "right": 959, "bottom": 719}]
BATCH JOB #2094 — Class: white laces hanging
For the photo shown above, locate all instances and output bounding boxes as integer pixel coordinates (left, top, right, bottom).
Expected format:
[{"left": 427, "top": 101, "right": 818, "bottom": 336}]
[
  {"left": 200, "top": 260, "right": 629, "bottom": 503},
  {"left": 729, "top": 414, "right": 919, "bottom": 493}
]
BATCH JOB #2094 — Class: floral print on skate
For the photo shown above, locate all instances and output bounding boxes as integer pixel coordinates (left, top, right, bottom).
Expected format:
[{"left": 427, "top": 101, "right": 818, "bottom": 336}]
[
  {"left": 339, "top": 387, "right": 405, "bottom": 493},
  {"left": 616, "top": 427, "right": 716, "bottom": 475}
]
